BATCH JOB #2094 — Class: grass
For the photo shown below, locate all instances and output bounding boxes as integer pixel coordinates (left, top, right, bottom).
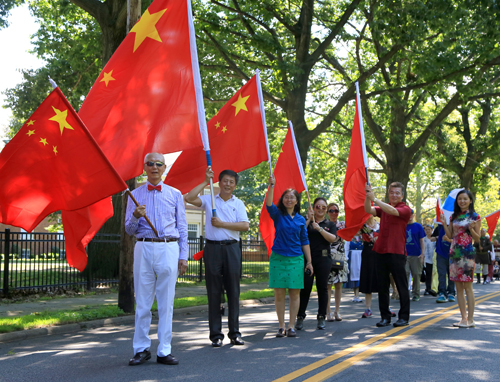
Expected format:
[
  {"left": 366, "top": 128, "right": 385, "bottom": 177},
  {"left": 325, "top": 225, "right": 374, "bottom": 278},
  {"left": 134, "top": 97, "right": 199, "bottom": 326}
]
[{"left": 0, "top": 305, "right": 125, "bottom": 334}]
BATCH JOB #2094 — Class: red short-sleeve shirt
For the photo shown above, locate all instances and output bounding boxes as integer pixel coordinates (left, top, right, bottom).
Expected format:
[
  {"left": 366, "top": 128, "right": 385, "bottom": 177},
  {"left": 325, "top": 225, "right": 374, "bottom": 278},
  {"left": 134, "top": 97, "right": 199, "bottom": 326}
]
[{"left": 373, "top": 202, "right": 412, "bottom": 255}]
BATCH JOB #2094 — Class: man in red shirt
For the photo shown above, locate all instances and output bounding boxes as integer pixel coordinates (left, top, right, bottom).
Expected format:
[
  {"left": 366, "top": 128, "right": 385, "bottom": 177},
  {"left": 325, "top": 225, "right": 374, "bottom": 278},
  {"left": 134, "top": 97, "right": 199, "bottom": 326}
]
[{"left": 365, "top": 182, "right": 412, "bottom": 327}]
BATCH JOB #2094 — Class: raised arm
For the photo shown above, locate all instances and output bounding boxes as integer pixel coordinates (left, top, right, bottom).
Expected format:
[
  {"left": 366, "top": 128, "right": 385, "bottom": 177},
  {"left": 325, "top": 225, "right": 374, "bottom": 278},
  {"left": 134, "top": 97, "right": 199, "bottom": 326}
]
[
  {"left": 185, "top": 167, "right": 214, "bottom": 207},
  {"left": 266, "top": 175, "right": 275, "bottom": 207},
  {"left": 365, "top": 183, "right": 400, "bottom": 216}
]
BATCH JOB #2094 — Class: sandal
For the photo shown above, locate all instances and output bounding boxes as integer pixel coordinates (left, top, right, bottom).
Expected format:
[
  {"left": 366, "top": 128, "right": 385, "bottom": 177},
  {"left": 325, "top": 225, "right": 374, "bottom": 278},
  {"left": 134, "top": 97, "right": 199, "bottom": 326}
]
[
  {"left": 276, "top": 328, "right": 285, "bottom": 337},
  {"left": 334, "top": 312, "right": 342, "bottom": 321},
  {"left": 327, "top": 312, "right": 335, "bottom": 322}
]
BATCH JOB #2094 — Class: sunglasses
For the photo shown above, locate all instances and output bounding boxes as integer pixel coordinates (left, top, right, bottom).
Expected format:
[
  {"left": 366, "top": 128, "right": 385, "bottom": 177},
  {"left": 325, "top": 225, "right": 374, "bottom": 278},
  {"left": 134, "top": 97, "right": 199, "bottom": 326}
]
[
  {"left": 145, "top": 161, "right": 165, "bottom": 167},
  {"left": 328, "top": 209, "right": 339, "bottom": 213}
]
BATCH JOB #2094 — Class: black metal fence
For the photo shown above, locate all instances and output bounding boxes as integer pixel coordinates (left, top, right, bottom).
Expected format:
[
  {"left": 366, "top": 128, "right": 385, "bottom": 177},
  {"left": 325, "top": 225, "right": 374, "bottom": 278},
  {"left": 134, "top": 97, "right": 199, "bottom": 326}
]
[{"left": 0, "top": 229, "right": 269, "bottom": 295}]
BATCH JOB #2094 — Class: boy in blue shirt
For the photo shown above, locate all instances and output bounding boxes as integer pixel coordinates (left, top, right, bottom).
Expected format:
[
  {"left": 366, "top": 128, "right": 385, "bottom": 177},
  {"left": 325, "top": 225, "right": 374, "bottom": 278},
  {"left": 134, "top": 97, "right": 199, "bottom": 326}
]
[{"left": 405, "top": 210, "right": 425, "bottom": 301}]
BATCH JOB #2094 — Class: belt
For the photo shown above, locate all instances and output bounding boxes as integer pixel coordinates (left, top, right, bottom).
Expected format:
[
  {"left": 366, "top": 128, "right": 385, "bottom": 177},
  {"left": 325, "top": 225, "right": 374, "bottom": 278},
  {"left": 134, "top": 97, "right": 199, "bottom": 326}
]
[
  {"left": 206, "top": 239, "right": 238, "bottom": 246},
  {"left": 141, "top": 237, "right": 178, "bottom": 243}
]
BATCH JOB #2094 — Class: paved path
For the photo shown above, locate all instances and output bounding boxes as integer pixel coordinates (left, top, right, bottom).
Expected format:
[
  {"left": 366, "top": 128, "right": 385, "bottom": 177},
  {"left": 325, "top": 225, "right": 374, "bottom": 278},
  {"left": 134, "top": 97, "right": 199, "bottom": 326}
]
[{"left": 0, "top": 282, "right": 270, "bottom": 318}]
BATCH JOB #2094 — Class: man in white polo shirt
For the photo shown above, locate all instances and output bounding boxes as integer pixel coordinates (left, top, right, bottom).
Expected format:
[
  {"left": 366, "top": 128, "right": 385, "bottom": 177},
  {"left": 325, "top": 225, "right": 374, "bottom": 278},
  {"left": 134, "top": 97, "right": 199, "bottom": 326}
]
[{"left": 186, "top": 167, "right": 249, "bottom": 347}]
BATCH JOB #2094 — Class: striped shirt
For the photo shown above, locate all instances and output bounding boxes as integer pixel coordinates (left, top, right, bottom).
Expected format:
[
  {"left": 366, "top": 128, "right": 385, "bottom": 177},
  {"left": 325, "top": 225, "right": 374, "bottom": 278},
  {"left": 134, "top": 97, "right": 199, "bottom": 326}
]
[{"left": 125, "top": 182, "right": 188, "bottom": 260}]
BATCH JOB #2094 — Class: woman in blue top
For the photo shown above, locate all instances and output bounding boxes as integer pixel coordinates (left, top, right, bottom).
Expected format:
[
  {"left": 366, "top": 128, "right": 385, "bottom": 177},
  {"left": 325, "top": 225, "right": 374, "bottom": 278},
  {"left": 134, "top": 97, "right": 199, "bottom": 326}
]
[{"left": 266, "top": 175, "right": 313, "bottom": 338}]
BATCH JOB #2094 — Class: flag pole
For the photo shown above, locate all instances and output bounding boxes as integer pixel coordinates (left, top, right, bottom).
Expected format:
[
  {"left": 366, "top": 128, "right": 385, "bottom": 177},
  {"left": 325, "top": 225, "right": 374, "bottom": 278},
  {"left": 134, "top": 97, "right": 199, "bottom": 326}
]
[
  {"left": 125, "top": 189, "right": 159, "bottom": 237},
  {"left": 187, "top": 0, "right": 216, "bottom": 217},
  {"left": 255, "top": 70, "right": 273, "bottom": 176},
  {"left": 355, "top": 81, "right": 369, "bottom": 186},
  {"left": 288, "top": 121, "right": 310, "bottom": 210}
]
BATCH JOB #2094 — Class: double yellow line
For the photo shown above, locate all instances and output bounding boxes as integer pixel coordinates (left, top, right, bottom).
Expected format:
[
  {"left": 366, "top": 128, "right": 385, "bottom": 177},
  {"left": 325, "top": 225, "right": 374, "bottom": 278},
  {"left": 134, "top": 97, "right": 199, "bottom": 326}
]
[{"left": 274, "top": 291, "right": 500, "bottom": 382}]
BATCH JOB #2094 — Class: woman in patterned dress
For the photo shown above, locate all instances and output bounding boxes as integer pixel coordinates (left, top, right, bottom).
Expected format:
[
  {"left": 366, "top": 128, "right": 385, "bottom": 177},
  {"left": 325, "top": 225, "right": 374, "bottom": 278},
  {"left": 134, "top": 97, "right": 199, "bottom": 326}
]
[
  {"left": 326, "top": 203, "right": 348, "bottom": 321},
  {"left": 440, "top": 189, "right": 481, "bottom": 328}
]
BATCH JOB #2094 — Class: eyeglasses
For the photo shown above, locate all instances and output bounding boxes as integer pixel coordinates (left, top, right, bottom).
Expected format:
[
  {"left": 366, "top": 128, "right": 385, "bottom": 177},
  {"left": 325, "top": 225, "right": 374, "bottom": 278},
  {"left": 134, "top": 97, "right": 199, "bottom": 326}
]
[
  {"left": 145, "top": 161, "right": 165, "bottom": 167},
  {"left": 328, "top": 209, "right": 339, "bottom": 213},
  {"left": 315, "top": 205, "right": 327, "bottom": 210}
]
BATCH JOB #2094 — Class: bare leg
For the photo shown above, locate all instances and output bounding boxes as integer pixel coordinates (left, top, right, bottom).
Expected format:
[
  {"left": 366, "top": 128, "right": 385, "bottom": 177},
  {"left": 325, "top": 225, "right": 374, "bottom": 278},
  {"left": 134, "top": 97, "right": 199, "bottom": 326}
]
[
  {"left": 334, "top": 282, "right": 342, "bottom": 314},
  {"left": 327, "top": 284, "right": 333, "bottom": 314},
  {"left": 455, "top": 281, "right": 468, "bottom": 325},
  {"left": 288, "top": 289, "right": 301, "bottom": 329},
  {"left": 274, "top": 288, "right": 286, "bottom": 329},
  {"left": 390, "top": 274, "right": 399, "bottom": 299},
  {"left": 365, "top": 293, "right": 372, "bottom": 310},
  {"left": 464, "top": 281, "right": 475, "bottom": 324},
  {"left": 353, "top": 287, "right": 359, "bottom": 299}
]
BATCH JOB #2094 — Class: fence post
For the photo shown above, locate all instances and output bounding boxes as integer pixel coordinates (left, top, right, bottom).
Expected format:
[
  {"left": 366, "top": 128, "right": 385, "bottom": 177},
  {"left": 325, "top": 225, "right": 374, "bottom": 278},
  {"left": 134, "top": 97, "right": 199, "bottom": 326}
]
[
  {"left": 198, "top": 235, "right": 204, "bottom": 282},
  {"left": 86, "top": 246, "right": 92, "bottom": 291},
  {"left": 3, "top": 229, "right": 10, "bottom": 295}
]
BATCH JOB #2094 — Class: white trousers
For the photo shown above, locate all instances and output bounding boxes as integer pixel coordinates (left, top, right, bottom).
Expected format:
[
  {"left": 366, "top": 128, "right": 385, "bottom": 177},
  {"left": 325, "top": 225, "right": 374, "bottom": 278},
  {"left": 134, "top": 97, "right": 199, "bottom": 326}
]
[{"left": 133, "top": 241, "right": 178, "bottom": 357}]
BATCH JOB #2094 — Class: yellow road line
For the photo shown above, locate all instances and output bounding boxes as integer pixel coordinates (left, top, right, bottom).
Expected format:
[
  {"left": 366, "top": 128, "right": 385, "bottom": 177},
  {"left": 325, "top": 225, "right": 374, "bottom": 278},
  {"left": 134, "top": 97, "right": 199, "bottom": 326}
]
[{"left": 274, "top": 291, "right": 500, "bottom": 382}]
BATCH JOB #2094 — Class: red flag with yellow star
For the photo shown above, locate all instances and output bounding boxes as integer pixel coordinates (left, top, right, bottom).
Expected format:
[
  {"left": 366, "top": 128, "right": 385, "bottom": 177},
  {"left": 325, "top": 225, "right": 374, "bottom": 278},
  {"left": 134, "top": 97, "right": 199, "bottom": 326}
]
[
  {"left": 165, "top": 74, "right": 270, "bottom": 193},
  {"left": 78, "top": 0, "right": 205, "bottom": 180},
  {"left": 0, "top": 87, "right": 127, "bottom": 270}
]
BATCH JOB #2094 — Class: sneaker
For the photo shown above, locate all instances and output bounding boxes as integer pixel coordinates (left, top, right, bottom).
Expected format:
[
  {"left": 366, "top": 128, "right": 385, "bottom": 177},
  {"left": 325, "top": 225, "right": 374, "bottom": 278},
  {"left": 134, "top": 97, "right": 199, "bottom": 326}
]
[
  {"left": 352, "top": 297, "right": 363, "bottom": 303},
  {"left": 317, "top": 316, "right": 326, "bottom": 330},
  {"left": 448, "top": 295, "right": 456, "bottom": 302},
  {"left": 436, "top": 294, "right": 448, "bottom": 303},
  {"left": 412, "top": 296, "right": 420, "bottom": 302},
  {"left": 361, "top": 309, "right": 373, "bottom": 318},
  {"left": 295, "top": 317, "right": 304, "bottom": 330}
]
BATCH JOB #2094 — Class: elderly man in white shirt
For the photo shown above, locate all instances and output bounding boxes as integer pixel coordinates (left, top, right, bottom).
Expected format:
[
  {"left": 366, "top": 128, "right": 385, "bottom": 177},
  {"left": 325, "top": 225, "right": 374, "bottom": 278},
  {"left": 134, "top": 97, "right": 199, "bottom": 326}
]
[{"left": 186, "top": 167, "right": 249, "bottom": 347}]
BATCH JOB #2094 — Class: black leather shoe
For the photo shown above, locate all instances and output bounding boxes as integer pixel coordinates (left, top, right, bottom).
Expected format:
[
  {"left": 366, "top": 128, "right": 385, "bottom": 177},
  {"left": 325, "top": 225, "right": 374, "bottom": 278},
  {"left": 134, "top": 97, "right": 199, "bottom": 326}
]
[
  {"left": 376, "top": 319, "right": 391, "bottom": 327},
  {"left": 230, "top": 337, "right": 244, "bottom": 345},
  {"left": 393, "top": 319, "right": 409, "bottom": 327},
  {"left": 157, "top": 354, "right": 179, "bottom": 365},
  {"left": 211, "top": 338, "right": 223, "bottom": 347},
  {"left": 129, "top": 350, "right": 151, "bottom": 366}
]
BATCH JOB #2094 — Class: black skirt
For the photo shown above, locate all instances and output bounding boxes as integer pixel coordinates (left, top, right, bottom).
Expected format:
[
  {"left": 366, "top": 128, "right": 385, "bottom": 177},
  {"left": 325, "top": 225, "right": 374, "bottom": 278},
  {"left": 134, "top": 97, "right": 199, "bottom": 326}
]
[{"left": 359, "top": 242, "right": 379, "bottom": 294}]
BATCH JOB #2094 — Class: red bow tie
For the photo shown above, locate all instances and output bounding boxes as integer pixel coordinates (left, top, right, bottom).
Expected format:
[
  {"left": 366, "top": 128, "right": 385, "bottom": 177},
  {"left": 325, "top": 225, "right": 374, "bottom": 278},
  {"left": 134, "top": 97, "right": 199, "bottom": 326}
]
[{"left": 148, "top": 184, "right": 161, "bottom": 192}]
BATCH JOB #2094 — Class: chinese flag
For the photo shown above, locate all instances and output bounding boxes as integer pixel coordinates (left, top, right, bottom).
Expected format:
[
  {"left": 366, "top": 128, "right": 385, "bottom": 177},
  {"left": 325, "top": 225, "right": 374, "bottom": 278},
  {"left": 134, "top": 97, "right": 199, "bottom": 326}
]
[
  {"left": 485, "top": 209, "right": 500, "bottom": 240},
  {"left": 337, "top": 85, "right": 371, "bottom": 241},
  {"left": 0, "top": 88, "right": 127, "bottom": 270},
  {"left": 259, "top": 124, "right": 308, "bottom": 257},
  {"left": 62, "top": 0, "right": 207, "bottom": 268},
  {"left": 165, "top": 74, "right": 269, "bottom": 193},
  {"left": 79, "top": 0, "right": 204, "bottom": 179}
]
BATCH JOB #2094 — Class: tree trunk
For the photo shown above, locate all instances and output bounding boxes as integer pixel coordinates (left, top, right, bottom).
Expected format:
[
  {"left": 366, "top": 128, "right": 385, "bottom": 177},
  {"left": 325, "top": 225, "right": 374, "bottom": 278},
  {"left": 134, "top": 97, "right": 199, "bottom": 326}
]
[{"left": 117, "top": 0, "right": 141, "bottom": 314}]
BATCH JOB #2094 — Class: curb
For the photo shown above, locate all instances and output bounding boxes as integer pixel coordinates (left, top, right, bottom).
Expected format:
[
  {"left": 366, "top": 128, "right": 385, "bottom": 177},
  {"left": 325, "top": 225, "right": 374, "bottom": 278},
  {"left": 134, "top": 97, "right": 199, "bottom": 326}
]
[{"left": 0, "top": 297, "right": 280, "bottom": 344}]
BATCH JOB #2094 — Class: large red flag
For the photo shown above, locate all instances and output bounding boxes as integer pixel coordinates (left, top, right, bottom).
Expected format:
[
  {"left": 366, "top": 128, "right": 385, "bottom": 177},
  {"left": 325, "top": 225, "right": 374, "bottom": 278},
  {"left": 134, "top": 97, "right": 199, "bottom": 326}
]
[
  {"left": 485, "top": 209, "right": 500, "bottom": 240},
  {"left": 165, "top": 73, "right": 270, "bottom": 193},
  {"left": 61, "top": 0, "right": 208, "bottom": 267},
  {"left": 259, "top": 123, "right": 308, "bottom": 256},
  {"left": 337, "top": 82, "right": 371, "bottom": 241},
  {"left": 0, "top": 87, "right": 127, "bottom": 270}
]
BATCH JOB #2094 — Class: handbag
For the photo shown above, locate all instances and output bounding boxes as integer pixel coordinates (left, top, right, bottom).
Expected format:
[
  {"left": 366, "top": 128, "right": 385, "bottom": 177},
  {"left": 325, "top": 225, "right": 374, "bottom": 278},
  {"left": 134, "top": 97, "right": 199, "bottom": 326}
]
[
  {"left": 330, "top": 248, "right": 345, "bottom": 270},
  {"left": 475, "top": 252, "right": 491, "bottom": 265}
]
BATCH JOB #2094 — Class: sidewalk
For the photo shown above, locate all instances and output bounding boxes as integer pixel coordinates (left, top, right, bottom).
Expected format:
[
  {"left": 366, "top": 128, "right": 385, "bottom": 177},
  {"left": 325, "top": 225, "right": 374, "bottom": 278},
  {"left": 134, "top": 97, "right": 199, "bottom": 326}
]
[{"left": 0, "top": 282, "right": 270, "bottom": 318}]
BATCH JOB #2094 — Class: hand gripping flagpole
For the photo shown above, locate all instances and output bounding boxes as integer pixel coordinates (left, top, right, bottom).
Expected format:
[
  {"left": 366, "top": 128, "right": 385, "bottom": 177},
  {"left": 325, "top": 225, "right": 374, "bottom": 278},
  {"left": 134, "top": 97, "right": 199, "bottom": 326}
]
[
  {"left": 124, "top": 189, "right": 159, "bottom": 237},
  {"left": 355, "top": 81, "right": 370, "bottom": 186}
]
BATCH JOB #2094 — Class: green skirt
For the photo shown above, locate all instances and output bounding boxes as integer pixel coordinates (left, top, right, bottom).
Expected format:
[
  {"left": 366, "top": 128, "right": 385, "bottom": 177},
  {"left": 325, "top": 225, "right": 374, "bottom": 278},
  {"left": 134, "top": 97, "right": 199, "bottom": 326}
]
[{"left": 269, "top": 251, "right": 304, "bottom": 289}]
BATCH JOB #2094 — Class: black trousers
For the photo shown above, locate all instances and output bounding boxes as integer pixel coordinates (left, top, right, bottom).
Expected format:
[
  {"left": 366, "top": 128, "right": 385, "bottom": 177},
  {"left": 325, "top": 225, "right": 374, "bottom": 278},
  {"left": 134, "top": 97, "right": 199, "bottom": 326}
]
[
  {"left": 424, "top": 263, "right": 433, "bottom": 292},
  {"left": 298, "top": 255, "right": 331, "bottom": 319},
  {"left": 203, "top": 242, "right": 241, "bottom": 341},
  {"left": 376, "top": 252, "right": 410, "bottom": 322}
]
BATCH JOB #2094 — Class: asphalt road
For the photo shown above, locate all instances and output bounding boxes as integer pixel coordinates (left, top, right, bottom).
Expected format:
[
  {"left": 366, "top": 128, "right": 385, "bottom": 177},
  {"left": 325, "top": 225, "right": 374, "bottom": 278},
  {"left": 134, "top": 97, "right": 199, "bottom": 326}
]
[{"left": 1, "top": 283, "right": 499, "bottom": 382}]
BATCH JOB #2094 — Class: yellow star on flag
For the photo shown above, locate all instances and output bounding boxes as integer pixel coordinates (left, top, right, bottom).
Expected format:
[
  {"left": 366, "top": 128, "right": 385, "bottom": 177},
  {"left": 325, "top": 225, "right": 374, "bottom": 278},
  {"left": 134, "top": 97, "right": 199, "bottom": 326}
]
[
  {"left": 215, "top": 121, "right": 221, "bottom": 129},
  {"left": 231, "top": 93, "right": 250, "bottom": 116},
  {"left": 49, "top": 106, "right": 75, "bottom": 135},
  {"left": 40, "top": 138, "right": 48, "bottom": 146},
  {"left": 27, "top": 130, "right": 35, "bottom": 137},
  {"left": 100, "top": 70, "right": 116, "bottom": 87},
  {"left": 222, "top": 126, "right": 228, "bottom": 133},
  {"left": 53, "top": 146, "right": 58, "bottom": 155},
  {"left": 130, "top": 8, "right": 167, "bottom": 53},
  {"left": 27, "top": 120, "right": 35, "bottom": 126}
]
